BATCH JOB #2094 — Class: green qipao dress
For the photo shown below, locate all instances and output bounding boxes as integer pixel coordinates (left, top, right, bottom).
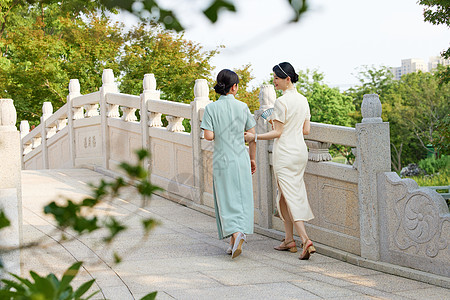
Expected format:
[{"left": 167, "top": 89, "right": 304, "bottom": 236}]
[{"left": 201, "top": 94, "right": 256, "bottom": 239}]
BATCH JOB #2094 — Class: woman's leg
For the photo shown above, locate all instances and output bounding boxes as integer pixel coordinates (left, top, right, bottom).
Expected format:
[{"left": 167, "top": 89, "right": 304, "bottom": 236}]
[
  {"left": 293, "top": 220, "right": 309, "bottom": 245},
  {"left": 279, "top": 193, "right": 294, "bottom": 242}
]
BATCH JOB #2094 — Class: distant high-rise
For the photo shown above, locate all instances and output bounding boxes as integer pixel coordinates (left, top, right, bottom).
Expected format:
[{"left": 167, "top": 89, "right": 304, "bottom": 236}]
[
  {"left": 428, "top": 56, "right": 450, "bottom": 72},
  {"left": 390, "top": 56, "right": 449, "bottom": 80}
]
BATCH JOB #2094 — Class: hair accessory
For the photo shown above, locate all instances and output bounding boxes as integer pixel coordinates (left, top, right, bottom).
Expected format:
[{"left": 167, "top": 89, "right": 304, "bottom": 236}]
[{"left": 277, "top": 64, "right": 289, "bottom": 77}]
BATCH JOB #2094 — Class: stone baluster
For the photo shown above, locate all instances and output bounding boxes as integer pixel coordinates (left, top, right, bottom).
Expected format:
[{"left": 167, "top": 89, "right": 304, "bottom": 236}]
[
  {"left": 122, "top": 107, "right": 137, "bottom": 122},
  {"left": 356, "top": 94, "right": 391, "bottom": 261},
  {"left": 191, "top": 79, "right": 211, "bottom": 205},
  {"left": 0, "top": 99, "right": 22, "bottom": 276},
  {"left": 149, "top": 112, "right": 163, "bottom": 127},
  {"left": 32, "top": 135, "right": 42, "bottom": 149},
  {"left": 102, "top": 69, "right": 120, "bottom": 118},
  {"left": 20, "top": 120, "right": 30, "bottom": 138},
  {"left": 42, "top": 102, "right": 53, "bottom": 120},
  {"left": 100, "top": 69, "right": 119, "bottom": 169},
  {"left": 41, "top": 102, "right": 52, "bottom": 168},
  {"left": 306, "top": 141, "right": 332, "bottom": 162},
  {"left": 69, "top": 79, "right": 84, "bottom": 120},
  {"left": 20, "top": 120, "right": 32, "bottom": 156},
  {"left": 166, "top": 116, "right": 185, "bottom": 132},
  {"left": 44, "top": 102, "right": 57, "bottom": 138},
  {"left": 85, "top": 103, "right": 99, "bottom": 117},
  {"left": 259, "top": 84, "right": 277, "bottom": 112},
  {"left": 143, "top": 74, "right": 162, "bottom": 127},
  {"left": 255, "top": 84, "right": 276, "bottom": 229},
  {"left": 57, "top": 118, "right": 67, "bottom": 131},
  {"left": 141, "top": 73, "right": 161, "bottom": 173},
  {"left": 67, "top": 79, "right": 81, "bottom": 168}
]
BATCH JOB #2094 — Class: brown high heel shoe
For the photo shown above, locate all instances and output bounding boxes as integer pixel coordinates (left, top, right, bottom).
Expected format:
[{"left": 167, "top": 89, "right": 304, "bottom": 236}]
[
  {"left": 299, "top": 239, "right": 315, "bottom": 260},
  {"left": 274, "top": 239, "right": 297, "bottom": 253}
]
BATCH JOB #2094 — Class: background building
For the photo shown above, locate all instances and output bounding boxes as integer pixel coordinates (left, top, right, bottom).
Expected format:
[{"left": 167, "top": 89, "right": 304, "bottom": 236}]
[{"left": 391, "top": 56, "right": 449, "bottom": 80}]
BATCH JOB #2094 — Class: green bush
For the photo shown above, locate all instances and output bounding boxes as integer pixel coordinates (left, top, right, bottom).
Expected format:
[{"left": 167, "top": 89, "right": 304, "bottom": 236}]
[{"left": 418, "top": 155, "right": 450, "bottom": 175}]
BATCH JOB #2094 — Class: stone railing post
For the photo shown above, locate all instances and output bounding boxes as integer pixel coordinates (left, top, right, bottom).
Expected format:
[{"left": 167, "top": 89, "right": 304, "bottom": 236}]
[
  {"left": 356, "top": 94, "right": 391, "bottom": 261},
  {"left": 191, "top": 79, "right": 211, "bottom": 205},
  {"left": 41, "top": 102, "right": 53, "bottom": 169},
  {"left": 141, "top": 74, "right": 160, "bottom": 173},
  {"left": 0, "top": 99, "right": 22, "bottom": 277},
  {"left": 254, "top": 85, "right": 276, "bottom": 228},
  {"left": 100, "top": 69, "right": 118, "bottom": 170},
  {"left": 67, "top": 79, "right": 82, "bottom": 168},
  {"left": 20, "top": 121, "right": 30, "bottom": 167}
]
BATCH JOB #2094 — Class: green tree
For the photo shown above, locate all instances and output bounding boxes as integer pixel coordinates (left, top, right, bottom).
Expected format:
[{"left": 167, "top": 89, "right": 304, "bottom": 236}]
[
  {"left": 346, "top": 65, "right": 396, "bottom": 116},
  {"left": 418, "top": 0, "right": 450, "bottom": 84},
  {"left": 297, "top": 69, "right": 355, "bottom": 127},
  {"left": 386, "top": 70, "right": 449, "bottom": 161},
  {"left": 0, "top": 2, "right": 123, "bottom": 125},
  {"left": 234, "top": 64, "right": 260, "bottom": 113},
  {"left": 350, "top": 66, "right": 450, "bottom": 171},
  {"left": 118, "top": 24, "right": 219, "bottom": 103}
]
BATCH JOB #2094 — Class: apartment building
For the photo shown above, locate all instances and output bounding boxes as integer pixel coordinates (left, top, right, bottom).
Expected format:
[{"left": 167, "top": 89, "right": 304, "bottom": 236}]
[{"left": 390, "top": 56, "right": 449, "bottom": 80}]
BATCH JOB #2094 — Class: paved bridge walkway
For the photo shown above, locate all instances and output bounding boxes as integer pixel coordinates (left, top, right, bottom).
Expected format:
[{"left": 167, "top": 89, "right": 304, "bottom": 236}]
[{"left": 21, "top": 169, "right": 449, "bottom": 299}]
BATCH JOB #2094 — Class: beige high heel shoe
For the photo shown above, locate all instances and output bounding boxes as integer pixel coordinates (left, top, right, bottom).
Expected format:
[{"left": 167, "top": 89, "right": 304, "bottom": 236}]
[{"left": 274, "top": 239, "right": 297, "bottom": 253}]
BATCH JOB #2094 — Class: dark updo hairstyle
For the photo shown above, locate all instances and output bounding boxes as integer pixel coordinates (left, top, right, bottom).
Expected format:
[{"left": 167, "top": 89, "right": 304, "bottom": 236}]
[
  {"left": 214, "top": 69, "right": 240, "bottom": 95},
  {"left": 272, "top": 62, "right": 299, "bottom": 83}
]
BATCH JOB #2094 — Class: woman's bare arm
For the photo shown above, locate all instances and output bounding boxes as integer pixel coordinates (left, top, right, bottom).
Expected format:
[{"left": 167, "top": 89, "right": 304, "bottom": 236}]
[
  {"left": 303, "top": 120, "right": 310, "bottom": 135},
  {"left": 203, "top": 129, "right": 214, "bottom": 141}
]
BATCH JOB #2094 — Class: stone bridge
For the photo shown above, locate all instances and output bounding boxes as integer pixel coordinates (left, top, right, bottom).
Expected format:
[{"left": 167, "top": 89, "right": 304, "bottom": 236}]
[{"left": 0, "top": 69, "right": 448, "bottom": 288}]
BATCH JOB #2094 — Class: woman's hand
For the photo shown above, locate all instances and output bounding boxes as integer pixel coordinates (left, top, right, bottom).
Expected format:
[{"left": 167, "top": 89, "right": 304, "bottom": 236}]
[
  {"left": 244, "top": 132, "right": 255, "bottom": 142},
  {"left": 250, "top": 159, "right": 256, "bottom": 174}
]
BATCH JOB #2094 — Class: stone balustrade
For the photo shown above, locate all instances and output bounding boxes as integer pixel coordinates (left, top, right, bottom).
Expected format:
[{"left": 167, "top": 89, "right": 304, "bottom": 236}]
[
  {"left": 14, "top": 70, "right": 449, "bottom": 283},
  {"left": 0, "top": 99, "right": 22, "bottom": 277}
]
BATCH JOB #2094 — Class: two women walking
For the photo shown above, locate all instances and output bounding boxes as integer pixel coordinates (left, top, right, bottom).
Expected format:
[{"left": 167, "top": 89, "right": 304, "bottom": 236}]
[{"left": 201, "top": 62, "right": 315, "bottom": 260}]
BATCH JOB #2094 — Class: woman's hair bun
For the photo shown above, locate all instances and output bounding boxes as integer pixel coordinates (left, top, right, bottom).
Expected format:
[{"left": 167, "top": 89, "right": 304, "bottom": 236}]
[
  {"left": 290, "top": 72, "right": 299, "bottom": 83},
  {"left": 214, "top": 82, "right": 226, "bottom": 94}
]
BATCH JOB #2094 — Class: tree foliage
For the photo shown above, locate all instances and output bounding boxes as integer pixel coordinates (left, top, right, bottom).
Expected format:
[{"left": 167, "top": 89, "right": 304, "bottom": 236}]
[
  {"left": 119, "top": 24, "right": 219, "bottom": 103},
  {"left": 0, "top": 2, "right": 123, "bottom": 125},
  {"left": 297, "top": 69, "right": 355, "bottom": 127},
  {"left": 347, "top": 65, "right": 450, "bottom": 171},
  {"left": 234, "top": 64, "right": 260, "bottom": 113},
  {"left": 418, "top": 0, "right": 450, "bottom": 84}
]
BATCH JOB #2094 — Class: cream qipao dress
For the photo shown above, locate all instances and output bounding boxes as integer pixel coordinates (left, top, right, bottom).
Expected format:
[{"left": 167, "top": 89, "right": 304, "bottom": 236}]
[{"left": 270, "top": 89, "right": 314, "bottom": 222}]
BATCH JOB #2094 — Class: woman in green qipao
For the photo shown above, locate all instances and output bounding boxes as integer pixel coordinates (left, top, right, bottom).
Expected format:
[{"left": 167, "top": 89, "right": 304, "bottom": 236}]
[{"left": 201, "top": 69, "right": 257, "bottom": 259}]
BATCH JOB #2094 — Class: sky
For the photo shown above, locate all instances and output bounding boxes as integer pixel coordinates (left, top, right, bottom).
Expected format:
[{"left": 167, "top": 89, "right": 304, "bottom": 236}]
[{"left": 117, "top": 0, "right": 450, "bottom": 89}]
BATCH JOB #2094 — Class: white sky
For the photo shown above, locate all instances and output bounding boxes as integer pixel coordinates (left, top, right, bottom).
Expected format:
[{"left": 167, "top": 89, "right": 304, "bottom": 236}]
[{"left": 118, "top": 0, "right": 450, "bottom": 88}]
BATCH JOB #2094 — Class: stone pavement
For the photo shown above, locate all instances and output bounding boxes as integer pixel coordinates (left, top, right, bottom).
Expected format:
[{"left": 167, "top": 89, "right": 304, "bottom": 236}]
[{"left": 20, "top": 169, "right": 449, "bottom": 300}]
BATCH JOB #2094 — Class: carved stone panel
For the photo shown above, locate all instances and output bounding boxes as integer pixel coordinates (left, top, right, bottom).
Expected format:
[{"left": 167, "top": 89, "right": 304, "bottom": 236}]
[
  {"left": 378, "top": 172, "right": 450, "bottom": 277},
  {"left": 75, "top": 127, "right": 101, "bottom": 157}
]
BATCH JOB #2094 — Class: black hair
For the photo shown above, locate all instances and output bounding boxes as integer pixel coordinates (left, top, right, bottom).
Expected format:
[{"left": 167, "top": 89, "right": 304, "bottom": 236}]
[
  {"left": 214, "top": 69, "right": 240, "bottom": 95},
  {"left": 272, "top": 62, "right": 299, "bottom": 83}
]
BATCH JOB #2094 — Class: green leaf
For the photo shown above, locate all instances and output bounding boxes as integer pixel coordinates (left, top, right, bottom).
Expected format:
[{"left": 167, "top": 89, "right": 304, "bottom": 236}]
[
  {"left": 74, "top": 279, "right": 96, "bottom": 298},
  {"left": 137, "top": 181, "right": 163, "bottom": 196},
  {"left": 58, "top": 262, "right": 83, "bottom": 294},
  {"left": 135, "top": 148, "right": 150, "bottom": 161},
  {"left": 1, "top": 278, "right": 26, "bottom": 292},
  {"left": 203, "top": 0, "right": 236, "bottom": 23},
  {"left": 0, "top": 209, "right": 11, "bottom": 230},
  {"left": 30, "top": 272, "right": 56, "bottom": 299},
  {"left": 10, "top": 273, "right": 33, "bottom": 289},
  {"left": 113, "top": 251, "right": 122, "bottom": 264},
  {"left": 140, "top": 291, "right": 158, "bottom": 300},
  {"left": 103, "top": 217, "right": 127, "bottom": 243},
  {"left": 142, "top": 218, "right": 160, "bottom": 234}
]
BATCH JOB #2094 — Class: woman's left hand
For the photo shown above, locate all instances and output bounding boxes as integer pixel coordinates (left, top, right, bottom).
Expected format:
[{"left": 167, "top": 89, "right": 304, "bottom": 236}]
[
  {"left": 250, "top": 160, "right": 256, "bottom": 174},
  {"left": 244, "top": 132, "right": 255, "bottom": 142}
]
